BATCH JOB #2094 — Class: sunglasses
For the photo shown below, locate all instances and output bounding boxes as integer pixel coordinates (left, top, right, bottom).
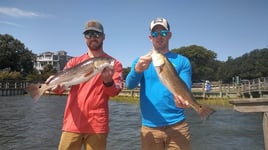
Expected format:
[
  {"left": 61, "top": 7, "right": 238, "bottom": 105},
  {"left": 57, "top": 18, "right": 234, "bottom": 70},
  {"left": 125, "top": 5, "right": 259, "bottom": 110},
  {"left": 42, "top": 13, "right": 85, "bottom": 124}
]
[
  {"left": 151, "top": 30, "right": 169, "bottom": 38},
  {"left": 84, "top": 31, "right": 103, "bottom": 39}
]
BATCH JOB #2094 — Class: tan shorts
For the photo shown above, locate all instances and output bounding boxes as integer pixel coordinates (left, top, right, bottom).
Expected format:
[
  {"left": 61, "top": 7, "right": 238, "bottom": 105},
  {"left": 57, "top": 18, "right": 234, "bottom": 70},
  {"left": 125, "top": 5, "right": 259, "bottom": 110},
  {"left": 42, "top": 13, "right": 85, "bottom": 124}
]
[
  {"left": 141, "top": 121, "right": 191, "bottom": 150},
  {"left": 58, "top": 131, "right": 108, "bottom": 150}
]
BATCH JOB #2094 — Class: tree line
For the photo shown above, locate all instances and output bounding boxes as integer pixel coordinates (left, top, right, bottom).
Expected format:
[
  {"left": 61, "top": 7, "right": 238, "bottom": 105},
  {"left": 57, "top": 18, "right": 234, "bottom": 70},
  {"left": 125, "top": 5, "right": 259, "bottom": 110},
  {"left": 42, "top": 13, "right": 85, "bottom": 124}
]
[
  {"left": 1, "top": 34, "right": 267, "bottom": 83},
  {"left": 172, "top": 45, "right": 268, "bottom": 83}
]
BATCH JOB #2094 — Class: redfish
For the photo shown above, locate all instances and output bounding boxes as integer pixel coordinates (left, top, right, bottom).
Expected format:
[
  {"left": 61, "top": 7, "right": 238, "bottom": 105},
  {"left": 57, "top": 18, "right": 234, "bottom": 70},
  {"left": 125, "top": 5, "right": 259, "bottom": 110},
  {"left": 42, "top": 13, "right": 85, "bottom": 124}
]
[
  {"left": 151, "top": 50, "right": 215, "bottom": 120},
  {"left": 25, "top": 57, "right": 114, "bottom": 101}
]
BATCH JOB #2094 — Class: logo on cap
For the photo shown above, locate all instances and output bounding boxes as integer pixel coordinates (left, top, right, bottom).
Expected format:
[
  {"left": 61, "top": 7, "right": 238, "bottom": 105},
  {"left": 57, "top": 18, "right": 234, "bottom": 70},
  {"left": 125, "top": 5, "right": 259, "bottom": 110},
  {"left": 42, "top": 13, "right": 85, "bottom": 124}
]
[
  {"left": 150, "top": 18, "right": 170, "bottom": 31},
  {"left": 83, "top": 20, "right": 104, "bottom": 34}
]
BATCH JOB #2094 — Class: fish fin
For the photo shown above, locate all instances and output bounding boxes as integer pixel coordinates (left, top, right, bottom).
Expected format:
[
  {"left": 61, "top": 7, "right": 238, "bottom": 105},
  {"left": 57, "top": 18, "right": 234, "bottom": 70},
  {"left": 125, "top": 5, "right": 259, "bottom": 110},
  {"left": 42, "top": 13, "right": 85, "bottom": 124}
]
[
  {"left": 25, "top": 83, "right": 47, "bottom": 101},
  {"left": 84, "top": 69, "right": 94, "bottom": 77},
  {"left": 197, "top": 105, "right": 216, "bottom": 121}
]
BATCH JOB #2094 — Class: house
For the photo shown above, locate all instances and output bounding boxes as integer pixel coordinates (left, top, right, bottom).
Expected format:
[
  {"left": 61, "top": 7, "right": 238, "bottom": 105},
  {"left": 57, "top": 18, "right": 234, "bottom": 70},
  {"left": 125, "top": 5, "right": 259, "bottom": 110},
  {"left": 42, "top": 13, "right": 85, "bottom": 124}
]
[{"left": 34, "top": 51, "right": 72, "bottom": 73}]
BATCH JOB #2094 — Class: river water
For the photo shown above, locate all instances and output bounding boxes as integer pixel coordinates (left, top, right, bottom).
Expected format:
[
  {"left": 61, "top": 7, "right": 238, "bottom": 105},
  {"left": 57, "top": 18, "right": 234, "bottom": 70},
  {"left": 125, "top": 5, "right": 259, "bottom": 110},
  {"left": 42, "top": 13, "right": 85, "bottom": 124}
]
[{"left": 0, "top": 95, "right": 264, "bottom": 150}]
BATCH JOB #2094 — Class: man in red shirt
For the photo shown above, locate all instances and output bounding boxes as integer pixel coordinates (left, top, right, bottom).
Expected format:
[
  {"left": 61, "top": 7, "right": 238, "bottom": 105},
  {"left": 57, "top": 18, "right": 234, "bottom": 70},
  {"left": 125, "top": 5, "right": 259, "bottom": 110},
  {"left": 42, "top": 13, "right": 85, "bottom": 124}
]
[{"left": 50, "top": 20, "right": 123, "bottom": 150}]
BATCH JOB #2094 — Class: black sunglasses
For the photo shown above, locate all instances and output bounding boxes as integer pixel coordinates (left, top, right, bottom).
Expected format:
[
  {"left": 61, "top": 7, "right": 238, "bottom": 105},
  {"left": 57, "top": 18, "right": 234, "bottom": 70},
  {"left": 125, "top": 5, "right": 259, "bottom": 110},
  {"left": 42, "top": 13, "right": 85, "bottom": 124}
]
[{"left": 84, "top": 31, "right": 103, "bottom": 39}]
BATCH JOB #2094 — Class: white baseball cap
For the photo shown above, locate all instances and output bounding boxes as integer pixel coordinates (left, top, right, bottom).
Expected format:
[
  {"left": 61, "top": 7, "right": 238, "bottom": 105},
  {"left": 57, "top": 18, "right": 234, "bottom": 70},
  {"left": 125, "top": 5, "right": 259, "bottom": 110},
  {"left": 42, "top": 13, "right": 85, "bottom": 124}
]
[{"left": 150, "top": 17, "right": 170, "bottom": 31}]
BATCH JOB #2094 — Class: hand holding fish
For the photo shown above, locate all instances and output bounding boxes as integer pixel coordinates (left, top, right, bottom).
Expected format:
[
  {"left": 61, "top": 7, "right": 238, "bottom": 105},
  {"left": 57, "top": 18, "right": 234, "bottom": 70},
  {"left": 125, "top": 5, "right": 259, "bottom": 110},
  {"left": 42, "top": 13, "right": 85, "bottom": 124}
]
[
  {"left": 135, "top": 52, "right": 152, "bottom": 73},
  {"left": 174, "top": 95, "right": 190, "bottom": 108},
  {"left": 101, "top": 67, "right": 114, "bottom": 85},
  {"left": 45, "top": 75, "right": 66, "bottom": 94}
]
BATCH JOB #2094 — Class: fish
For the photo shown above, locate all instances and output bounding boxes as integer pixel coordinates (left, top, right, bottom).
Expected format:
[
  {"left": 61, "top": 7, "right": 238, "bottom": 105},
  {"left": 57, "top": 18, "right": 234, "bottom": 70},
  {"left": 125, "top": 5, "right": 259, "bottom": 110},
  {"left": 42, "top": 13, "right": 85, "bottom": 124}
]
[
  {"left": 25, "top": 57, "right": 114, "bottom": 101},
  {"left": 151, "top": 50, "right": 215, "bottom": 120}
]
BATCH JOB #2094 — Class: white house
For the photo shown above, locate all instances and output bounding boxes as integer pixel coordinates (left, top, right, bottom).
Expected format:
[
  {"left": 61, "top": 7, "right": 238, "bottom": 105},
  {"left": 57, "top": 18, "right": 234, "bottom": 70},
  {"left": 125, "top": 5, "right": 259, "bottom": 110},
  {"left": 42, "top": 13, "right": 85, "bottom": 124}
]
[{"left": 34, "top": 51, "right": 72, "bottom": 73}]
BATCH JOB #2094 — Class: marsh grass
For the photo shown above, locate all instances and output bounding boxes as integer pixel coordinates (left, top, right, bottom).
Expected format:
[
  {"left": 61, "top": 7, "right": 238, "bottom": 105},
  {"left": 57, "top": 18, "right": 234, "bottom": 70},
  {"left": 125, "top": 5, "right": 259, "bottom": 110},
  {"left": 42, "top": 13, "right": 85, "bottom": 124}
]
[
  {"left": 197, "top": 98, "right": 233, "bottom": 108},
  {"left": 110, "top": 96, "right": 139, "bottom": 104},
  {"left": 110, "top": 96, "right": 233, "bottom": 107}
]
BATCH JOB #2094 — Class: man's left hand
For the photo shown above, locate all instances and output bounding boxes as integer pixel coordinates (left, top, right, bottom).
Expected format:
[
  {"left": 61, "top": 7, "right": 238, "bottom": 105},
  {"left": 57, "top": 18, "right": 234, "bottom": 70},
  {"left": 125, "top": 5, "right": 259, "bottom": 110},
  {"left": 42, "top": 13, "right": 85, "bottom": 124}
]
[
  {"left": 174, "top": 95, "right": 190, "bottom": 108},
  {"left": 101, "top": 67, "right": 114, "bottom": 84}
]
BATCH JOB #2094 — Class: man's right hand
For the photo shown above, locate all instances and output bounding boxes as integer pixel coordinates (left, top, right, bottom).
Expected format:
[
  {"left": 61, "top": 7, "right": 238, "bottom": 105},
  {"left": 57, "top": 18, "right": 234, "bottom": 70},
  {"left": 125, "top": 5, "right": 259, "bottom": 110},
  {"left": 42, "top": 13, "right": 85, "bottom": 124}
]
[
  {"left": 45, "top": 75, "right": 66, "bottom": 94},
  {"left": 135, "top": 52, "right": 152, "bottom": 73}
]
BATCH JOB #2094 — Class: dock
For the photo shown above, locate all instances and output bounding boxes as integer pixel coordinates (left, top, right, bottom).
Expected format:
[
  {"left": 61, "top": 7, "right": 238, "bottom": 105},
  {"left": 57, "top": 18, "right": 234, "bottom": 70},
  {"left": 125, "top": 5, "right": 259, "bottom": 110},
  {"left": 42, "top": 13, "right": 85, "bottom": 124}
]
[
  {"left": 229, "top": 98, "right": 268, "bottom": 150},
  {"left": 1, "top": 77, "right": 267, "bottom": 98},
  {"left": 0, "top": 80, "right": 27, "bottom": 96},
  {"left": 240, "top": 77, "right": 268, "bottom": 98},
  {"left": 119, "top": 77, "right": 268, "bottom": 99}
]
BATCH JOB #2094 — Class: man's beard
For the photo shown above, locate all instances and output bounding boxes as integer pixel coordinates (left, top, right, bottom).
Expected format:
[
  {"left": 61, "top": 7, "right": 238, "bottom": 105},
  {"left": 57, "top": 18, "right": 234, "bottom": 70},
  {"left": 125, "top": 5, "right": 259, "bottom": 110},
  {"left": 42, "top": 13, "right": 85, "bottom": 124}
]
[
  {"left": 88, "top": 41, "right": 103, "bottom": 51},
  {"left": 153, "top": 43, "right": 166, "bottom": 51}
]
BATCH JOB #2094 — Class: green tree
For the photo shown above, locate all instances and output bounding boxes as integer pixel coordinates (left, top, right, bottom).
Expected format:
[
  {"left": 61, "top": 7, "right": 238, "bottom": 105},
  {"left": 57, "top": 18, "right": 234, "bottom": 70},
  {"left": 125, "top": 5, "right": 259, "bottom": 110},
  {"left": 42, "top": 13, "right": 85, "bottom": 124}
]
[
  {"left": 220, "top": 48, "right": 268, "bottom": 82},
  {"left": 25, "top": 69, "right": 43, "bottom": 83},
  {"left": 172, "top": 45, "right": 220, "bottom": 82},
  {"left": 0, "top": 70, "right": 22, "bottom": 80},
  {"left": 0, "top": 34, "right": 36, "bottom": 76},
  {"left": 40, "top": 64, "right": 57, "bottom": 81}
]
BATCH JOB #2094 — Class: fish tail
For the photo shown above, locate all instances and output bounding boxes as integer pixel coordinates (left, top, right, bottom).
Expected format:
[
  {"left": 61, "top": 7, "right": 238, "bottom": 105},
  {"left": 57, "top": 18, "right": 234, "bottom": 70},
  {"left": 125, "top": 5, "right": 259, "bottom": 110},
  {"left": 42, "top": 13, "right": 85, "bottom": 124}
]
[
  {"left": 25, "top": 83, "right": 47, "bottom": 101},
  {"left": 196, "top": 105, "right": 216, "bottom": 121}
]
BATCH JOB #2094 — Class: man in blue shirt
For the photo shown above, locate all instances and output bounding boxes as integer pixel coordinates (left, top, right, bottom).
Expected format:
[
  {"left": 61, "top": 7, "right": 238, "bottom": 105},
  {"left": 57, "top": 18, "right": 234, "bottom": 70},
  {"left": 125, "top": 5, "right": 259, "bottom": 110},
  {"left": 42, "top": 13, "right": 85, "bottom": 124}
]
[{"left": 125, "top": 18, "right": 192, "bottom": 150}]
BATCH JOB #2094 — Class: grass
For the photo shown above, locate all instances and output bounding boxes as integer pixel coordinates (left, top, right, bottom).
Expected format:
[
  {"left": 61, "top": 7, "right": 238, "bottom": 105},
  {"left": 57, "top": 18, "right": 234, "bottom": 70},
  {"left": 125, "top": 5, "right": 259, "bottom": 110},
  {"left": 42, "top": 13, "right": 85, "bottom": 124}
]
[
  {"left": 197, "top": 98, "right": 233, "bottom": 108},
  {"left": 110, "top": 95, "right": 233, "bottom": 107},
  {"left": 110, "top": 95, "right": 139, "bottom": 104}
]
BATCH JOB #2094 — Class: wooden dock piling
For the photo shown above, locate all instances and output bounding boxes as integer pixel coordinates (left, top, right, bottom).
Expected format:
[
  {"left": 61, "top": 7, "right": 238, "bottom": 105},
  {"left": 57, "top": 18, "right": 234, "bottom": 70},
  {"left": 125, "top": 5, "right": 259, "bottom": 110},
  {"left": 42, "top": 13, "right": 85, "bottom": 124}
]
[
  {"left": 229, "top": 98, "right": 268, "bottom": 150},
  {"left": 0, "top": 80, "right": 27, "bottom": 96}
]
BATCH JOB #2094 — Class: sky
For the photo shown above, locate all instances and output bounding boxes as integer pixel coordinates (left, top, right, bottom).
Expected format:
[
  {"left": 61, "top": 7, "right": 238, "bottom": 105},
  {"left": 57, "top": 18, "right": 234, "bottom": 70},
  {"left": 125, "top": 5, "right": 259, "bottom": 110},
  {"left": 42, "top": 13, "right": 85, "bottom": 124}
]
[{"left": 0, "top": 0, "right": 267, "bottom": 67}]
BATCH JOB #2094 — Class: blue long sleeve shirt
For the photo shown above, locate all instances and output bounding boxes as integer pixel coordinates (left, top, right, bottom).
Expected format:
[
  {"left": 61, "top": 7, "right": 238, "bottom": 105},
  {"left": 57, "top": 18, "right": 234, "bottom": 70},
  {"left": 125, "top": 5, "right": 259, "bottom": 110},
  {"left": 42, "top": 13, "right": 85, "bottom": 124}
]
[{"left": 125, "top": 51, "right": 192, "bottom": 127}]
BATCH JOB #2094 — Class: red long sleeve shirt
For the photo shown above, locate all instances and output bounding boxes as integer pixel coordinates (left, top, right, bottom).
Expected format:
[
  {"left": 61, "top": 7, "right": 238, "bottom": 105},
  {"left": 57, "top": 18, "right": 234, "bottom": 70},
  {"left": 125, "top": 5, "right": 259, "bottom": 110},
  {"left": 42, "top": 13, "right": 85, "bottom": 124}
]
[{"left": 61, "top": 53, "right": 123, "bottom": 133}]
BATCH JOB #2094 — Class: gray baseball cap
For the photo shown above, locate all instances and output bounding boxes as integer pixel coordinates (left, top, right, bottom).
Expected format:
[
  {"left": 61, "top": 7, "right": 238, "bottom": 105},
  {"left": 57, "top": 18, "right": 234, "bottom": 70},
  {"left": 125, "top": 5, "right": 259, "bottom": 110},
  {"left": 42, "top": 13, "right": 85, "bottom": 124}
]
[{"left": 83, "top": 20, "right": 104, "bottom": 34}]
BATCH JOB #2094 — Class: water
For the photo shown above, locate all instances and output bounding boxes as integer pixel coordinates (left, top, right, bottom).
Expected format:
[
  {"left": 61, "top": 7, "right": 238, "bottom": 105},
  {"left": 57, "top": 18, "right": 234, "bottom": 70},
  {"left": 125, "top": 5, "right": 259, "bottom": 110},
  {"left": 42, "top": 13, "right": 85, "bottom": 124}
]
[{"left": 0, "top": 95, "right": 264, "bottom": 150}]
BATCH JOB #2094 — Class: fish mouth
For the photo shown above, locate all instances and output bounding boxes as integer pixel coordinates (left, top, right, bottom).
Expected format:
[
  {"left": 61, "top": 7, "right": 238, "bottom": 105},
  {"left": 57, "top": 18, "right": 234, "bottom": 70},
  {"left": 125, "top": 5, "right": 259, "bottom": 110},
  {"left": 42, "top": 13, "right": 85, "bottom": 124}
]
[{"left": 151, "top": 50, "right": 165, "bottom": 67}]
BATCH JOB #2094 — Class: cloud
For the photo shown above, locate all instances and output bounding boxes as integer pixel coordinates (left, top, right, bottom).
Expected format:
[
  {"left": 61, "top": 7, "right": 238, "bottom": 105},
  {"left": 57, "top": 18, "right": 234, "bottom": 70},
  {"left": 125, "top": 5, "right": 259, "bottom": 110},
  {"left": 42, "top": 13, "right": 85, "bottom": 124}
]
[
  {"left": 0, "top": 7, "right": 40, "bottom": 18},
  {"left": 0, "top": 21, "right": 23, "bottom": 27}
]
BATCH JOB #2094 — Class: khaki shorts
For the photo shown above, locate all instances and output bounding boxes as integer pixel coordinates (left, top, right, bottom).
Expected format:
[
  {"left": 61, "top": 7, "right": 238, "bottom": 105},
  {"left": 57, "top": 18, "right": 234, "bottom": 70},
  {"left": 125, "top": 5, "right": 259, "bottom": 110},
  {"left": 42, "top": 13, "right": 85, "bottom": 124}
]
[
  {"left": 58, "top": 131, "right": 108, "bottom": 150},
  {"left": 141, "top": 121, "right": 191, "bottom": 150}
]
